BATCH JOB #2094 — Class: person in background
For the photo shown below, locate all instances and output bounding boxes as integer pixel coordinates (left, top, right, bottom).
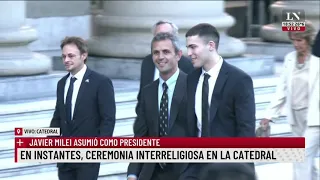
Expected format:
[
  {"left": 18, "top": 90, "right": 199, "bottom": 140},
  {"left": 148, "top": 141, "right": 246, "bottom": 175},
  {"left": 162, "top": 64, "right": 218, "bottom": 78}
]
[
  {"left": 312, "top": 30, "right": 320, "bottom": 57},
  {"left": 50, "top": 37, "right": 116, "bottom": 180},
  {"left": 262, "top": 21, "right": 319, "bottom": 180},
  {"left": 127, "top": 32, "right": 189, "bottom": 180},
  {"left": 200, "top": 163, "right": 257, "bottom": 180},
  {"left": 135, "top": 20, "right": 194, "bottom": 129}
]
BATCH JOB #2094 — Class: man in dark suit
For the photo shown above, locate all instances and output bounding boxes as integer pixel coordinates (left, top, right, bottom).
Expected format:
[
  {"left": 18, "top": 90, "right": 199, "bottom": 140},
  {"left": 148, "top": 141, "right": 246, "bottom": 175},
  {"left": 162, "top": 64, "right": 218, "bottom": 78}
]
[
  {"left": 127, "top": 32, "right": 189, "bottom": 180},
  {"left": 184, "top": 23, "right": 256, "bottom": 179},
  {"left": 135, "top": 20, "right": 194, "bottom": 128},
  {"left": 50, "top": 36, "right": 116, "bottom": 180}
]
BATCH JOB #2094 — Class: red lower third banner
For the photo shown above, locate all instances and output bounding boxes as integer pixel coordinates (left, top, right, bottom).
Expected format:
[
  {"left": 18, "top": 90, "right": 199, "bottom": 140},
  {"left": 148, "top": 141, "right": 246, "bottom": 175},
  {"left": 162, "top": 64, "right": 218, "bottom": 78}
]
[
  {"left": 14, "top": 137, "right": 305, "bottom": 163},
  {"left": 15, "top": 137, "right": 304, "bottom": 148}
]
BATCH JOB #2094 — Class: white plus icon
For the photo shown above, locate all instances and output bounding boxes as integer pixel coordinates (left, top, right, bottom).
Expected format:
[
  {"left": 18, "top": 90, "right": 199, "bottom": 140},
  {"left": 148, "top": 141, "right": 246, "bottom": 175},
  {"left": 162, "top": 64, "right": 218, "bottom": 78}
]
[{"left": 16, "top": 139, "right": 24, "bottom": 146}]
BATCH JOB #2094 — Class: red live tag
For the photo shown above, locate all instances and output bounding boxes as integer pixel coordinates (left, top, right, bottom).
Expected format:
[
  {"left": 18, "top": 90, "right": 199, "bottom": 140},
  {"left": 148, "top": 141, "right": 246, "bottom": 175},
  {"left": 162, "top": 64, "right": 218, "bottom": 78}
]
[{"left": 15, "top": 128, "right": 23, "bottom": 136}]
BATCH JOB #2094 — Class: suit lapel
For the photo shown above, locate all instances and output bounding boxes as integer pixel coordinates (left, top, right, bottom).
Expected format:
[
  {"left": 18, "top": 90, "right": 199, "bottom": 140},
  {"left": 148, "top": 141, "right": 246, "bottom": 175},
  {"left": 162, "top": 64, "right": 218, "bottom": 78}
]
[
  {"left": 148, "top": 80, "right": 160, "bottom": 136},
  {"left": 145, "top": 58, "right": 156, "bottom": 84},
  {"left": 308, "top": 55, "right": 319, "bottom": 93},
  {"left": 168, "top": 72, "right": 186, "bottom": 133},
  {"left": 73, "top": 68, "right": 92, "bottom": 119},
  {"left": 210, "top": 61, "right": 229, "bottom": 122},
  {"left": 189, "top": 69, "right": 202, "bottom": 122},
  {"left": 60, "top": 74, "right": 69, "bottom": 121}
]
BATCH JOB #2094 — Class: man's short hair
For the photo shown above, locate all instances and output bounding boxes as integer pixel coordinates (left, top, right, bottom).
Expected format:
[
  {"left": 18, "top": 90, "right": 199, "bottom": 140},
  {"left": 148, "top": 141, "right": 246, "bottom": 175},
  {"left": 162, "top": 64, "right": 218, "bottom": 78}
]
[
  {"left": 200, "top": 163, "right": 257, "bottom": 180},
  {"left": 60, "top": 36, "right": 88, "bottom": 63},
  {"left": 151, "top": 32, "right": 181, "bottom": 54},
  {"left": 152, "top": 20, "right": 179, "bottom": 36},
  {"left": 185, "top": 23, "right": 220, "bottom": 50}
]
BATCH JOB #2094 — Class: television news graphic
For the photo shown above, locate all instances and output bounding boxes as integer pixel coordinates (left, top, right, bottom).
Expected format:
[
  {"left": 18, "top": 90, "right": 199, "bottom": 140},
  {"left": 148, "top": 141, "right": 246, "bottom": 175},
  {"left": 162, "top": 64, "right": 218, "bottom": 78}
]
[
  {"left": 14, "top": 127, "right": 60, "bottom": 137},
  {"left": 14, "top": 137, "right": 305, "bottom": 163},
  {"left": 282, "top": 9, "right": 306, "bottom": 32}
]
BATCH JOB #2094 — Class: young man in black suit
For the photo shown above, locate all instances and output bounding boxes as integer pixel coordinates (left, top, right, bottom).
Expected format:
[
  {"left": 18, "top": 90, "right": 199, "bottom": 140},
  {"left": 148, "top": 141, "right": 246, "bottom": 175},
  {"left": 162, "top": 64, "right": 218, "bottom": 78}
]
[
  {"left": 135, "top": 20, "right": 194, "bottom": 129},
  {"left": 127, "top": 32, "right": 189, "bottom": 180},
  {"left": 184, "top": 23, "right": 256, "bottom": 178},
  {"left": 50, "top": 36, "right": 116, "bottom": 180}
]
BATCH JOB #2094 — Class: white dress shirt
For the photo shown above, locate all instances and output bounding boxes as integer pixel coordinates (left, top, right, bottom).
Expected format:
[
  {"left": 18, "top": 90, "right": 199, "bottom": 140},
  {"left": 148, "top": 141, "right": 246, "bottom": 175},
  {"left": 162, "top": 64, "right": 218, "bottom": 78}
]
[
  {"left": 158, "top": 69, "right": 180, "bottom": 121},
  {"left": 195, "top": 57, "right": 223, "bottom": 137},
  {"left": 64, "top": 65, "right": 87, "bottom": 120}
]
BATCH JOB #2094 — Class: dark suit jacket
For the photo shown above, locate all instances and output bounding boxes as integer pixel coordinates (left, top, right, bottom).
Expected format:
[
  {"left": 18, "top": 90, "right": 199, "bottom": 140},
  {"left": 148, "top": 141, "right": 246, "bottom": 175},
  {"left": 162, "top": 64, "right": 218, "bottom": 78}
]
[
  {"left": 312, "top": 30, "right": 320, "bottom": 58},
  {"left": 128, "top": 71, "right": 189, "bottom": 180},
  {"left": 135, "top": 54, "right": 193, "bottom": 129},
  {"left": 200, "top": 163, "right": 257, "bottom": 180},
  {"left": 185, "top": 61, "right": 256, "bottom": 179},
  {"left": 50, "top": 68, "right": 116, "bottom": 167},
  {"left": 187, "top": 61, "right": 256, "bottom": 137}
]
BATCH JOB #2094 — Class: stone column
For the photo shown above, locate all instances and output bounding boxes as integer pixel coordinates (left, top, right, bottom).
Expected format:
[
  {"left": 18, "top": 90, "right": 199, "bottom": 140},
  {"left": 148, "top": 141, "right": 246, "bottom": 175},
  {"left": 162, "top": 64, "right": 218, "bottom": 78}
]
[
  {"left": 88, "top": 1, "right": 246, "bottom": 58},
  {"left": 260, "top": 1, "right": 320, "bottom": 43},
  {"left": 0, "top": 1, "right": 51, "bottom": 76}
]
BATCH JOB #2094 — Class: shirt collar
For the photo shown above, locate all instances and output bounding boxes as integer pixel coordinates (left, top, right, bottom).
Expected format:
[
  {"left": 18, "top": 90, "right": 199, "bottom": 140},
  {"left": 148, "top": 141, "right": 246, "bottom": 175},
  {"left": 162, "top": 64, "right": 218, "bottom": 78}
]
[
  {"left": 69, "top": 64, "right": 87, "bottom": 82},
  {"left": 201, "top": 56, "right": 223, "bottom": 76},
  {"left": 159, "top": 68, "right": 180, "bottom": 90}
]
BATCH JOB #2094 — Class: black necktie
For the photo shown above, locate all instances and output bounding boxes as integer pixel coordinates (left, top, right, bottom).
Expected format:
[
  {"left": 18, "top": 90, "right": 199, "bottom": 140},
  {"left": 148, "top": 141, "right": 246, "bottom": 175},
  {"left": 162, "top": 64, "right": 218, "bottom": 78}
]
[
  {"left": 202, "top": 73, "right": 210, "bottom": 137},
  {"left": 159, "top": 82, "right": 169, "bottom": 137},
  {"left": 66, "top": 77, "right": 77, "bottom": 121}
]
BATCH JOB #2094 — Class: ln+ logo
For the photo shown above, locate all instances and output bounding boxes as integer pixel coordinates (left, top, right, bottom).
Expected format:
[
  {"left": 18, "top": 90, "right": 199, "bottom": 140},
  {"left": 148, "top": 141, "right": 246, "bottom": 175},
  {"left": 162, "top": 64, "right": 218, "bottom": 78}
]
[{"left": 282, "top": 9, "right": 306, "bottom": 32}]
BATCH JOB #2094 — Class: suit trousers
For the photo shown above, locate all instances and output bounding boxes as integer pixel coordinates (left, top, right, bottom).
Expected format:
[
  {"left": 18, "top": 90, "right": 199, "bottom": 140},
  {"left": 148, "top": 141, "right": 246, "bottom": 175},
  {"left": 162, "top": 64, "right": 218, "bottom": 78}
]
[
  {"left": 150, "top": 164, "right": 179, "bottom": 180},
  {"left": 291, "top": 108, "right": 320, "bottom": 180},
  {"left": 58, "top": 163, "right": 100, "bottom": 180}
]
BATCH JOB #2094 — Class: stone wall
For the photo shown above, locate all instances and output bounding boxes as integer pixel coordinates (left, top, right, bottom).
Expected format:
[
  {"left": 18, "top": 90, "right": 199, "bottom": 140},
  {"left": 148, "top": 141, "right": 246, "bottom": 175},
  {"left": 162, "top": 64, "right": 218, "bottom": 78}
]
[{"left": 25, "top": 1, "right": 92, "bottom": 52}]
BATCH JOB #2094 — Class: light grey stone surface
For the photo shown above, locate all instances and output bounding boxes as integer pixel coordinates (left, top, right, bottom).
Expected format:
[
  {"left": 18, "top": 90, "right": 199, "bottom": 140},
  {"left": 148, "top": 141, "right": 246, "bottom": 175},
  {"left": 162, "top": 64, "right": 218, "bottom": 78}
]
[
  {"left": 26, "top": 15, "right": 91, "bottom": 52},
  {"left": 242, "top": 38, "right": 294, "bottom": 62},
  {"left": 89, "top": 1, "right": 246, "bottom": 58},
  {"left": 225, "top": 54, "right": 275, "bottom": 76},
  {"left": 0, "top": 72, "right": 63, "bottom": 102},
  {"left": 26, "top": 1, "right": 91, "bottom": 18},
  {"left": 0, "top": 1, "right": 52, "bottom": 76}
]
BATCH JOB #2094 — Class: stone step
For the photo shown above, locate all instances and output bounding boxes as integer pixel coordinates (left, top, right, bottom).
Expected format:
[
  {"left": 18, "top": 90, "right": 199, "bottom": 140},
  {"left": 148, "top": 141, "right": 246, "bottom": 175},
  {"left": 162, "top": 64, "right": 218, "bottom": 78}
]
[
  {"left": 0, "top": 112, "right": 288, "bottom": 156},
  {"left": 0, "top": 75, "right": 279, "bottom": 116},
  {"left": 0, "top": 92, "right": 272, "bottom": 121},
  {"left": 0, "top": 102, "right": 135, "bottom": 133},
  {"left": 0, "top": 91, "right": 276, "bottom": 141},
  {"left": 0, "top": 115, "right": 288, "bottom": 156},
  {"left": 0, "top": 117, "right": 135, "bottom": 152},
  {"left": 0, "top": 91, "right": 286, "bottom": 150},
  {"left": 0, "top": 91, "right": 137, "bottom": 116},
  {"left": 241, "top": 37, "right": 294, "bottom": 62}
]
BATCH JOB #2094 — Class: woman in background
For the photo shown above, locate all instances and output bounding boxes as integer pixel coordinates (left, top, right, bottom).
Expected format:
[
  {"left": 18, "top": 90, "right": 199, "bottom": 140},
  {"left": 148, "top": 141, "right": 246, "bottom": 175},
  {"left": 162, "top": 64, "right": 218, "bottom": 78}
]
[{"left": 262, "top": 21, "right": 319, "bottom": 180}]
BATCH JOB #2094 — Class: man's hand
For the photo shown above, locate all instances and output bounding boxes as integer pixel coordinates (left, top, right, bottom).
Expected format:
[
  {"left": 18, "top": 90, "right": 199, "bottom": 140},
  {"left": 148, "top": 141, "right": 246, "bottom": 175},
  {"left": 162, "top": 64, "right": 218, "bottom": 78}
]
[
  {"left": 127, "top": 177, "right": 137, "bottom": 180},
  {"left": 261, "top": 118, "right": 272, "bottom": 125}
]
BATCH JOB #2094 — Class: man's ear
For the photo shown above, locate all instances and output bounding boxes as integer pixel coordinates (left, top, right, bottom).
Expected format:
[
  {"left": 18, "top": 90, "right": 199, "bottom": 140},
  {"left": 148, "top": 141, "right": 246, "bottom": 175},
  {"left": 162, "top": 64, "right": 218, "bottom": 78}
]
[
  {"left": 176, "top": 50, "right": 182, "bottom": 61},
  {"left": 208, "top": 41, "right": 216, "bottom": 52},
  {"left": 81, "top": 53, "right": 88, "bottom": 61}
]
